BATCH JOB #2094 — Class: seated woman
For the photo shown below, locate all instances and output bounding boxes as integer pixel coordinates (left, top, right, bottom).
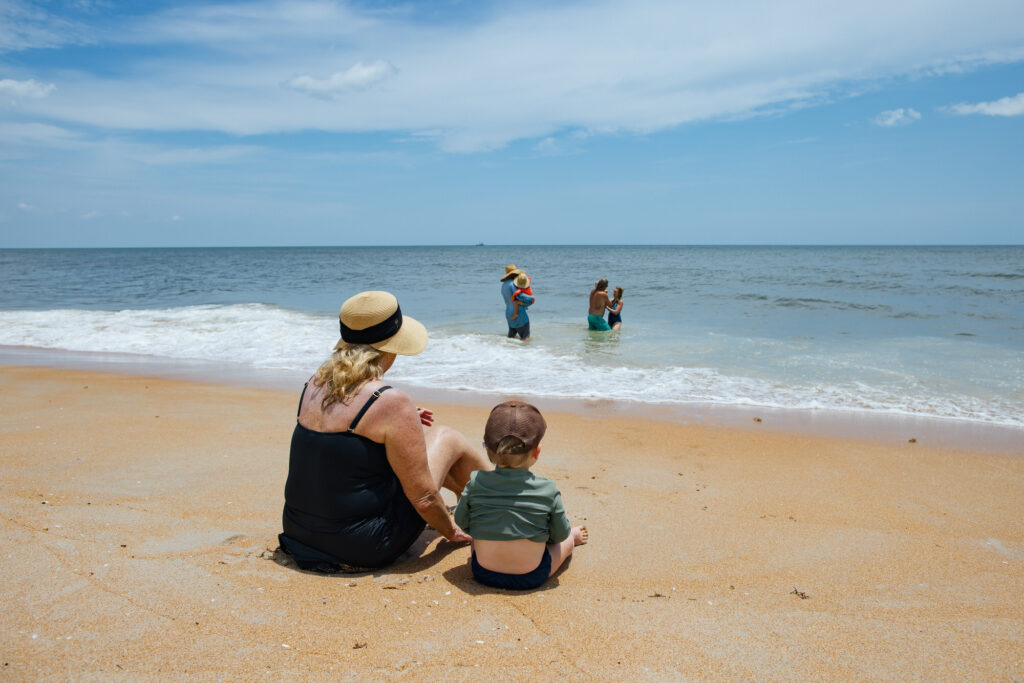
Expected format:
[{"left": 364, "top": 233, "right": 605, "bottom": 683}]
[{"left": 279, "top": 290, "right": 490, "bottom": 572}]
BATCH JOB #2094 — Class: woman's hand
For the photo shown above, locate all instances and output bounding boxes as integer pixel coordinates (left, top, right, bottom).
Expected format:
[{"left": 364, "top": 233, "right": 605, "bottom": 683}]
[
  {"left": 416, "top": 407, "right": 434, "bottom": 427},
  {"left": 446, "top": 524, "right": 472, "bottom": 544}
]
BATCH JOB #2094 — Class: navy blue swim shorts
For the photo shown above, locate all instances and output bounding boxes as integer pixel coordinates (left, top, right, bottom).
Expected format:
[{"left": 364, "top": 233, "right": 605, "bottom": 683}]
[
  {"left": 507, "top": 322, "right": 531, "bottom": 340},
  {"left": 471, "top": 549, "right": 551, "bottom": 590}
]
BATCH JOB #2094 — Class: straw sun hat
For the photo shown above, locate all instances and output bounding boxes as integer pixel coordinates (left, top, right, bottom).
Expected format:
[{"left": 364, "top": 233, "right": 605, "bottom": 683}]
[
  {"left": 502, "top": 264, "right": 524, "bottom": 281},
  {"left": 336, "top": 291, "right": 427, "bottom": 356}
]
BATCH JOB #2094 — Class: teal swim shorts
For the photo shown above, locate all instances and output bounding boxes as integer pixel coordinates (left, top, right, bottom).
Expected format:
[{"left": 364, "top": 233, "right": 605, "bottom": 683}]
[{"left": 588, "top": 314, "right": 611, "bottom": 331}]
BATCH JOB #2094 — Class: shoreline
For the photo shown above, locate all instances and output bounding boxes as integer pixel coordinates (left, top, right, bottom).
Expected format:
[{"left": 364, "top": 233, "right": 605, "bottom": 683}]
[
  {"left": 1, "top": 364, "right": 1022, "bottom": 678},
  {"left": 2, "top": 344, "right": 1021, "bottom": 456}
]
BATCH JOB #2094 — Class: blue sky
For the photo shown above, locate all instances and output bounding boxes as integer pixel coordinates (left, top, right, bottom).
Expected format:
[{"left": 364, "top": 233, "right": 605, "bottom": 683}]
[{"left": 1, "top": 0, "right": 1022, "bottom": 247}]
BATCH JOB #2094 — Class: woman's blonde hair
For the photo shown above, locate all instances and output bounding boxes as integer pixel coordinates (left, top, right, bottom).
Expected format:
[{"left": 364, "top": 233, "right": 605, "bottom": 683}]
[{"left": 313, "top": 342, "right": 387, "bottom": 409}]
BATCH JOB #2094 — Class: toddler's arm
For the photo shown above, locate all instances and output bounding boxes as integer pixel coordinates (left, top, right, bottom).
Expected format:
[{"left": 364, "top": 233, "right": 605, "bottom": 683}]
[
  {"left": 548, "top": 489, "right": 572, "bottom": 544},
  {"left": 453, "top": 485, "right": 472, "bottom": 534}
]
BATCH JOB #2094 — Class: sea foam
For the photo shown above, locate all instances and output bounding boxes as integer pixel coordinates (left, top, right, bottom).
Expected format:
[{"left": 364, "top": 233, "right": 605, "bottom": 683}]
[{"left": 1, "top": 304, "right": 1021, "bottom": 428}]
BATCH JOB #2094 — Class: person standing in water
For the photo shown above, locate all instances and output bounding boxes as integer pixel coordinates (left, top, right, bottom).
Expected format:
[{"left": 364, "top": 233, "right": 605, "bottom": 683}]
[
  {"left": 501, "top": 264, "right": 524, "bottom": 331},
  {"left": 607, "top": 286, "right": 624, "bottom": 331},
  {"left": 501, "top": 265, "right": 533, "bottom": 341},
  {"left": 588, "top": 279, "right": 612, "bottom": 331},
  {"left": 507, "top": 272, "right": 534, "bottom": 341}
]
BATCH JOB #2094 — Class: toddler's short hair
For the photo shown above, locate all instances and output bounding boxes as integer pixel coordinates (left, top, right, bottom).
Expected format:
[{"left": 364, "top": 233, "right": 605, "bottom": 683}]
[{"left": 486, "top": 435, "right": 534, "bottom": 467}]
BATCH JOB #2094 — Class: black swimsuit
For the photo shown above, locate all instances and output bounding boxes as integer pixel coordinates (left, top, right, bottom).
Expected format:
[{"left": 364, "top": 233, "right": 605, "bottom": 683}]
[{"left": 279, "top": 384, "right": 426, "bottom": 570}]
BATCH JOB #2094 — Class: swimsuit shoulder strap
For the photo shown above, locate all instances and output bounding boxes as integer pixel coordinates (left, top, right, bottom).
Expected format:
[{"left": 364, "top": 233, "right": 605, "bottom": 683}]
[
  {"left": 347, "top": 385, "right": 393, "bottom": 432},
  {"left": 296, "top": 380, "right": 310, "bottom": 420}
]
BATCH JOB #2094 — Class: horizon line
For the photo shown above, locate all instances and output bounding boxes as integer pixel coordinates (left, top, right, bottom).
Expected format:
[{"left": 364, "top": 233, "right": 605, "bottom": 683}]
[{"left": 2, "top": 243, "right": 1023, "bottom": 250}]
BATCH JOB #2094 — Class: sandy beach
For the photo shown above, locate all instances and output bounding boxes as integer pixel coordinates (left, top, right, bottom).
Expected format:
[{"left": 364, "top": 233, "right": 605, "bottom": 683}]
[{"left": 2, "top": 364, "right": 1022, "bottom": 680}]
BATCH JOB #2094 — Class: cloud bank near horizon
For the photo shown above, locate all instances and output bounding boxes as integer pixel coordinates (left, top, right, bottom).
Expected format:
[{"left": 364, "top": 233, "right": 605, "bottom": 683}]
[{"left": 2, "top": 0, "right": 1023, "bottom": 152}]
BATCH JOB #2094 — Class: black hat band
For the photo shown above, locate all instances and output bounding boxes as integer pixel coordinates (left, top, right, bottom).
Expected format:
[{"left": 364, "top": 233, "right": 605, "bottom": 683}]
[{"left": 340, "top": 306, "right": 403, "bottom": 344}]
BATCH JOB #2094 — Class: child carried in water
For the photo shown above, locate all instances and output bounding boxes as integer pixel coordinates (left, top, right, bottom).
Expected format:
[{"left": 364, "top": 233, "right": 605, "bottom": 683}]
[
  {"left": 607, "top": 286, "right": 623, "bottom": 330},
  {"left": 511, "top": 272, "right": 534, "bottom": 319},
  {"left": 454, "top": 401, "right": 588, "bottom": 590}
]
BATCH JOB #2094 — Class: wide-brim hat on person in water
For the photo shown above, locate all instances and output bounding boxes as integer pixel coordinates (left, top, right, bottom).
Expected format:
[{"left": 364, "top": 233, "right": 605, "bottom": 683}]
[
  {"left": 514, "top": 273, "right": 531, "bottom": 289},
  {"left": 336, "top": 291, "right": 427, "bottom": 356},
  {"left": 502, "top": 264, "right": 524, "bottom": 281}
]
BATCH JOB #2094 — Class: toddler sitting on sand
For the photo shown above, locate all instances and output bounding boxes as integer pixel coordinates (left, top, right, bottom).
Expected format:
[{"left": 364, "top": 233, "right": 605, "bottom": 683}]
[{"left": 454, "top": 401, "right": 588, "bottom": 590}]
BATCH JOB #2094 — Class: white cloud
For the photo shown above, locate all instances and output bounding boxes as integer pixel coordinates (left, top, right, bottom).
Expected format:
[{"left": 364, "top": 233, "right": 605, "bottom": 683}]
[
  {"left": 4, "top": 1, "right": 1024, "bottom": 151},
  {"left": 946, "top": 92, "right": 1024, "bottom": 117},
  {"left": 284, "top": 61, "right": 398, "bottom": 96},
  {"left": 872, "top": 107, "right": 922, "bottom": 127},
  {"left": 534, "top": 137, "right": 560, "bottom": 154},
  {"left": 80, "top": 210, "right": 98, "bottom": 219},
  {"left": 0, "top": 1, "right": 85, "bottom": 52},
  {"left": 0, "top": 78, "right": 56, "bottom": 99},
  {"left": 135, "top": 145, "right": 261, "bottom": 165},
  {"left": 0, "top": 122, "right": 78, "bottom": 145},
  {"left": 17, "top": 201, "right": 34, "bottom": 211}
]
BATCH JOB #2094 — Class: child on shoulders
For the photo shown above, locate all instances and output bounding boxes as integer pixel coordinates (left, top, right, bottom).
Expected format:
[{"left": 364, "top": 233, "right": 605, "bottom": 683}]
[{"left": 454, "top": 401, "right": 588, "bottom": 590}]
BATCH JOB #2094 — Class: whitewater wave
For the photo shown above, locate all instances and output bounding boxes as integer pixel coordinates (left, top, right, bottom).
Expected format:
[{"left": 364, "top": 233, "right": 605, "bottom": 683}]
[{"left": 0, "top": 304, "right": 1021, "bottom": 428}]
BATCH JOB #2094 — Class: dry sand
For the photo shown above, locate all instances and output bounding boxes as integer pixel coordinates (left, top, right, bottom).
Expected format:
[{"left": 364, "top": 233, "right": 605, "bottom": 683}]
[{"left": 1, "top": 365, "right": 1022, "bottom": 680}]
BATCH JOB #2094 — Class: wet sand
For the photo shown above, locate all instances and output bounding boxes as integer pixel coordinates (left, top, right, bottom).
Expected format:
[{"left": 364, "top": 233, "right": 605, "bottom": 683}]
[{"left": 1, "top": 365, "right": 1022, "bottom": 679}]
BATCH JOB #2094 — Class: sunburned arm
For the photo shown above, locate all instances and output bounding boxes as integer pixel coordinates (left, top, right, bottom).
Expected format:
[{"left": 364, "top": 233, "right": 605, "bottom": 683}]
[{"left": 378, "top": 391, "right": 466, "bottom": 541}]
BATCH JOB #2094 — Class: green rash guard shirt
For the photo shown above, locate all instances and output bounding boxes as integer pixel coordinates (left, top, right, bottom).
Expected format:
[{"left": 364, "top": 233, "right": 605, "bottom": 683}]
[{"left": 454, "top": 467, "right": 572, "bottom": 544}]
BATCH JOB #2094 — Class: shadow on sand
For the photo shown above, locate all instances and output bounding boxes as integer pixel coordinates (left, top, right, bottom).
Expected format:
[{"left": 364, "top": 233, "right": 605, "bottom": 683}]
[
  {"left": 266, "top": 528, "right": 573, "bottom": 593},
  {"left": 266, "top": 527, "right": 466, "bottom": 580}
]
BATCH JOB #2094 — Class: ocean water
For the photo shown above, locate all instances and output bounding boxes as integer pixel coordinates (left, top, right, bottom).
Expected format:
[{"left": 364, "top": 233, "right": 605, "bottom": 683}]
[{"left": 1, "top": 245, "right": 1021, "bottom": 428}]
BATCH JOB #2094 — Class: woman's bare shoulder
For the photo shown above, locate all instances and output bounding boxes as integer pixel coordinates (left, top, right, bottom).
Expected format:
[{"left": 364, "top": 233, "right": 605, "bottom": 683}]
[
  {"left": 361, "top": 383, "right": 417, "bottom": 425},
  {"left": 373, "top": 383, "right": 412, "bottom": 405}
]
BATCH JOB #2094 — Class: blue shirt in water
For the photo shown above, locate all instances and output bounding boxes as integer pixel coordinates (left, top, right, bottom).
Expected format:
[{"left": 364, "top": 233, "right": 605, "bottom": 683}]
[
  {"left": 503, "top": 282, "right": 533, "bottom": 329},
  {"left": 501, "top": 278, "right": 516, "bottom": 323}
]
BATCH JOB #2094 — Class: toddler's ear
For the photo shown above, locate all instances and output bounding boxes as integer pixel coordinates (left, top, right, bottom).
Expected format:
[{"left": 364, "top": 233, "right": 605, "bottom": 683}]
[{"left": 533, "top": 445, "right": 542, "bottom": 460}]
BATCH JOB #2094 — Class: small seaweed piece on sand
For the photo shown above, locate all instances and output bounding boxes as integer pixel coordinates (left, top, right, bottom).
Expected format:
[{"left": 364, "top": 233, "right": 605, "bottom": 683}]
[{"left": 790, "top": 587, "right": 810, "bottom": 599}]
